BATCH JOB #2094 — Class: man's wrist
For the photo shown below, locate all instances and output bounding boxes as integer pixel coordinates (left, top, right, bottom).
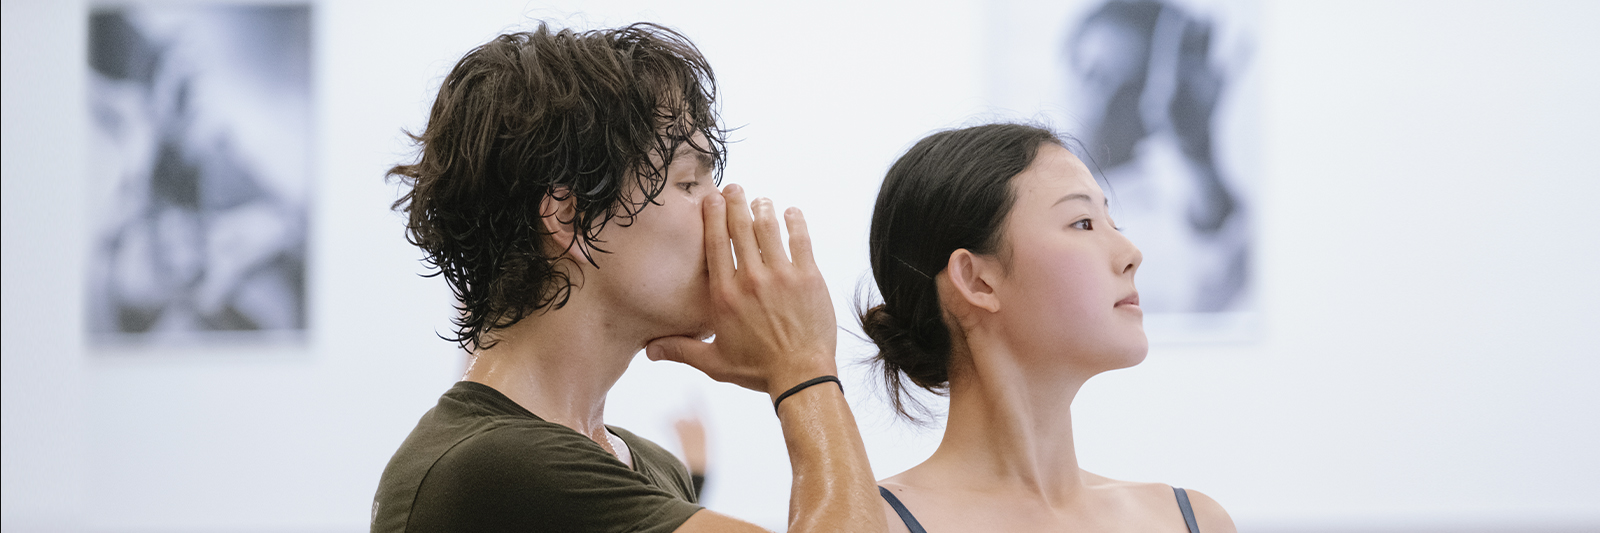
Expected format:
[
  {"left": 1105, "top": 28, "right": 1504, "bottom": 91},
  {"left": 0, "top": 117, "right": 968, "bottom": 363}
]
[
  {"left": 766, "top": 356, "right": 838, "bottom": 402},
  {"left": 772, "top": 375, "right": 842, "bottom": 414}
]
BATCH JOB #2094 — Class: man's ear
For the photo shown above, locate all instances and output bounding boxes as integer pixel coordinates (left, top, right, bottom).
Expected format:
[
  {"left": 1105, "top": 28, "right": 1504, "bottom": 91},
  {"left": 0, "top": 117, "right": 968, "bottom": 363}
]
[
  {"left": 944, "top": 249, "right": 1002, "bottom": 314},
  {"left": 539, "top": 187, "right": 585, "bottom": 262}
]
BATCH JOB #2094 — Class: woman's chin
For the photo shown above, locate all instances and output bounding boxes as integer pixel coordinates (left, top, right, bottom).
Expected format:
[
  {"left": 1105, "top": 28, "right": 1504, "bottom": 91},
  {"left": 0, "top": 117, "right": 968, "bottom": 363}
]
[
  {"left": 1110, "top": 337, "right": 1150, "bottom": 370},
  {"left": 1121, "top": 349, "right": 1149, "bottom": 369}
]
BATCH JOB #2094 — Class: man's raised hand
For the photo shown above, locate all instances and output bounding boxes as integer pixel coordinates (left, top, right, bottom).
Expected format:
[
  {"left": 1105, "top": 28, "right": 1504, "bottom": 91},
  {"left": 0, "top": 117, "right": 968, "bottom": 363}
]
[{"left": 645, "top": 184, "right": 837, "bottom": 399}]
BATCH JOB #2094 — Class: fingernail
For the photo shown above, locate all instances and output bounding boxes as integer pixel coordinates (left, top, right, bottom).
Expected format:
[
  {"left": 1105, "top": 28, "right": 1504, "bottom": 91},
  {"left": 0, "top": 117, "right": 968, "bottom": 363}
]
[{"left": 646, "top": 345, "right": 663, "bottom": 361}]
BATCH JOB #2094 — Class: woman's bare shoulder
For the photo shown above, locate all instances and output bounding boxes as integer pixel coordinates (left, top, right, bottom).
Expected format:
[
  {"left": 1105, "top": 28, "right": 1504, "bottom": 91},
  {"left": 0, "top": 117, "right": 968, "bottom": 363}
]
[
  {"left": 1080, "top": 470, "right": 1166, "bottom": 495},
  {"left": 1080, "top": 472, "right": 1236, "bottom": 532},
  {"left": 1176, "top": 488, "right": 1237, "bottom": 533},
  {"left": 876, "top": 473, "right": 920, "bottom": 533}
]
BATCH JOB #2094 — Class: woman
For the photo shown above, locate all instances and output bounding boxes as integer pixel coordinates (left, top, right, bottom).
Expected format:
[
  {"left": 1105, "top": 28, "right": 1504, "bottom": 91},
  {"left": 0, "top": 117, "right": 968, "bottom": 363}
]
[{"left": 862, "top": 123, "right": 1235, "bottom": 532}]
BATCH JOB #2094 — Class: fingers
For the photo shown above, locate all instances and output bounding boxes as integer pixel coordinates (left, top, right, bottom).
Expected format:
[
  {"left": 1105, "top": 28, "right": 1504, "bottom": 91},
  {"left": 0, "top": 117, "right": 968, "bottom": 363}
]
[
  {"left": 750, "top": 198, "right": 790, "bottom": 268},
  {"left": 721, "top": 185, "right": 761, "bottom": 271},
  {"left": 702, "top": 192, "right": 733, "bottom": 285},
  {"left": 784, "top": 207, "right": 815, "bottom": 269}
]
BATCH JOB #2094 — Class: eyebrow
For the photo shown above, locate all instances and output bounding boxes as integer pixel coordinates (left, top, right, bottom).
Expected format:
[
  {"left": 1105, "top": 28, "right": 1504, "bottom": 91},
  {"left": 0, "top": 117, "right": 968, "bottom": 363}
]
[
  {"left": 675, "top": 144, "right": 715, "bottom": 169},
  {"left": 1052, "top": 193, "right": 1108, "bottom": 207}
]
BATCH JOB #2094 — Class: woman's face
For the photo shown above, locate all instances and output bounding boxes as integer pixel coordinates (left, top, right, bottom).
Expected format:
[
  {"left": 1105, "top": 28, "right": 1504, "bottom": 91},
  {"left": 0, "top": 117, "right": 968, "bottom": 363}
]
[{"left": 988, "top": 143, "right": 1147, "bottom": 374}]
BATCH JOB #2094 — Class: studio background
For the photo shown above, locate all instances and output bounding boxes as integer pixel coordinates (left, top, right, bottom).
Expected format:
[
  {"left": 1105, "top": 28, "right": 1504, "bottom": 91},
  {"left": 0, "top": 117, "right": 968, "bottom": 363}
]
[{"left": 4, "top": 0, "right": 1597, "bottom": 531}]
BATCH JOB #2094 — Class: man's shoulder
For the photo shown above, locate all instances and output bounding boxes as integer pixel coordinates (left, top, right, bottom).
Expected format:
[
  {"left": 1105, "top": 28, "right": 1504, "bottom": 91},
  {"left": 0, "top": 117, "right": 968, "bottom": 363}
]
[
  {"left": 375, "top": 384, "right": 701, "bottom": 533},
  {"left": 383, "top": 382, "right": 564, "bottom": 467},
  {"left": 401, "top": 381, "right": 646, "bottom": 481},
  {"left": 375, "top": 384, "right": 574, "bottom": 532},
  {"left": 410, "top": 422, "right": 699, "bottom": 532},
  {"left": 437, "top": 420, "right": 609, "bottom": 474}
]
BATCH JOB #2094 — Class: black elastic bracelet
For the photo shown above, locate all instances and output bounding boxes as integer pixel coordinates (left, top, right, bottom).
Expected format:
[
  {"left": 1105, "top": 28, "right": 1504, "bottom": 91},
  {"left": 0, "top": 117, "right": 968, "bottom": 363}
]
[{"left": 772, "top": 375, "right": 842, "bottom": 414}]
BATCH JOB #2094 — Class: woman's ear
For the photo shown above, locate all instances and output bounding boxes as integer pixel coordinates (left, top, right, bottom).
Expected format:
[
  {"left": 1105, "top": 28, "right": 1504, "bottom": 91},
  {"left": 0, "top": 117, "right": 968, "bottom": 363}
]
[
  {"left": 539, "top": 187, "right": 585, "bottom": 262},
  {"left": 944, "top": 249, "right": 1002, "bottom": 314}
]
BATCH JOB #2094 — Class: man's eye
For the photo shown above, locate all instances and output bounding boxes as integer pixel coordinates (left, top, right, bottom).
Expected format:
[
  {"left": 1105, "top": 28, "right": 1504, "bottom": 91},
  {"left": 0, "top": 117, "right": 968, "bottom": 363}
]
[{"left": 677, "top": 182, "right": 697, "bottom": 193}]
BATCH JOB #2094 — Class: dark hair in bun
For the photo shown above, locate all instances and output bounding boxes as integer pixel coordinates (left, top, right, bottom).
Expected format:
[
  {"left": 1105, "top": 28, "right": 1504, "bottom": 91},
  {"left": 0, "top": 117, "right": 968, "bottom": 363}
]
[{"left": 861, "top": 123, "right": 1063, "bottom": 420}]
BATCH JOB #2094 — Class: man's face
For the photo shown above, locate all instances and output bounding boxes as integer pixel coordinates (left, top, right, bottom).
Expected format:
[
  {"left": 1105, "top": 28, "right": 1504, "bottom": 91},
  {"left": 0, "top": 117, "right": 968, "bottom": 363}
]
[{"left": 583, "top": 133, "right": 719, "bottom": 341}]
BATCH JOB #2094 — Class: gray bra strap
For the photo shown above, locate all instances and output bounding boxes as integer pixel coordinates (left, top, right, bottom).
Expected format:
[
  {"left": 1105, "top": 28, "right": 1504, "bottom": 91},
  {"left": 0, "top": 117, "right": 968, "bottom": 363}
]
[
  {"left": 878, "top": 486, "right": 929, "bottom": 533},
  {"left": 1174, "top": 487, "right": 1201, "bottom": 533}
]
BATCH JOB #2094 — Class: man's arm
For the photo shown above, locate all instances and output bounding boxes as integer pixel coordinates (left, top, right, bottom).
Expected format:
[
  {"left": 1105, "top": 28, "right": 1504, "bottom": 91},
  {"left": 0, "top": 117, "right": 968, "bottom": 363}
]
[{"left": 646, "top": 184, "right": 885, "bottom": 533}]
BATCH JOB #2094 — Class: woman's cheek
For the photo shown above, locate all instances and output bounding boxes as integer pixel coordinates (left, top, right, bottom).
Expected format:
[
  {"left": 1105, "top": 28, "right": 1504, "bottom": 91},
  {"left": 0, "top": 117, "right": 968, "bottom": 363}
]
[{"left": 1010, "top": 250, "right": 1103, "bottom": 343}]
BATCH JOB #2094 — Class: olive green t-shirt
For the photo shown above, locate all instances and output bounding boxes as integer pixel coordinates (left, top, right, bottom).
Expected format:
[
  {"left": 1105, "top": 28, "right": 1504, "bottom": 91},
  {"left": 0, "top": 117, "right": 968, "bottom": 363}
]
[{"left": 372, "top": 381, "right": 701, "bottom": 533}]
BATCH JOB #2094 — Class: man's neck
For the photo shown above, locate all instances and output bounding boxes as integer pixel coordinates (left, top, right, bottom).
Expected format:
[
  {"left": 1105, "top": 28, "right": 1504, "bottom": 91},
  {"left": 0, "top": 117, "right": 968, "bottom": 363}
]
[{"left": 462, "top": 295, "right": 643, "bottom": 443}]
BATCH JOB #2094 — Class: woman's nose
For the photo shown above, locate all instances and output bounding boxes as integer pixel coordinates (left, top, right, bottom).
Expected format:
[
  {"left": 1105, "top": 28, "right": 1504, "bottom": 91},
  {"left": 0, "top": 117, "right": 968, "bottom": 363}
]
[{"left": 1117, "top": 233, "right": 1142, "bottom": 276}]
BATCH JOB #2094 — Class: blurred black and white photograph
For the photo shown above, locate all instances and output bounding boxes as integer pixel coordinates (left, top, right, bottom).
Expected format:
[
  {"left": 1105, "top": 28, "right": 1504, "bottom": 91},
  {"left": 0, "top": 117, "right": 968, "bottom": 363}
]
[
  {"left": 86, "top": 4, "right": 311, "bottom": 342},
  {"left": 988, "top": 0, "right": 1258, "bottom": 341}
]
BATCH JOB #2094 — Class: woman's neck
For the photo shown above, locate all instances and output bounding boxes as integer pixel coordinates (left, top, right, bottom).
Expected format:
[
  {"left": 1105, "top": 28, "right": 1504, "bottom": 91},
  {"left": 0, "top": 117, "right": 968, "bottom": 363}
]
[{"left": 916, "top": 336, "right": 1092, "bottom": 506}]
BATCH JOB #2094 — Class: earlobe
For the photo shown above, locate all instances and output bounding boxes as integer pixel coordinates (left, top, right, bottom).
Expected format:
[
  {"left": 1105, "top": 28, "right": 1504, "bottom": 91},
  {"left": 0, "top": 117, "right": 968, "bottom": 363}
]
[{"left": 946, "top": 249, "right": 1001, "bottom": 313}]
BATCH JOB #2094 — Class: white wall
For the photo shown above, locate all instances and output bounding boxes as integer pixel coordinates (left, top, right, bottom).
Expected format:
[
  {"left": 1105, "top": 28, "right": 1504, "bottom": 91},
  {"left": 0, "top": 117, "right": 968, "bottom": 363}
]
[{"left": 4, "top": 0, "right": 1597, "bottom": 531}]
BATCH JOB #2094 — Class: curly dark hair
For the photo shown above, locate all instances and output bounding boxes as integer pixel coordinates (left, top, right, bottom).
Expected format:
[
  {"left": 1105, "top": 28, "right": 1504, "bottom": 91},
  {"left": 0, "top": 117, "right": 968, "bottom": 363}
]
[
  {"left": 389, "top": 22, "right": 727, "bottom": 351},
  {"left": 860, "top": 123, "right": 1063, "bottom": 421}
]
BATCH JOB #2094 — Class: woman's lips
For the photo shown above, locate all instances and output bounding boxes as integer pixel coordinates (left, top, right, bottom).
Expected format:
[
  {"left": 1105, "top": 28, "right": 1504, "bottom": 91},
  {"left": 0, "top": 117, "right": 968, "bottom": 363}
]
[{"left": 1116, "top": 292, "right": 1140, "bottom": 307}]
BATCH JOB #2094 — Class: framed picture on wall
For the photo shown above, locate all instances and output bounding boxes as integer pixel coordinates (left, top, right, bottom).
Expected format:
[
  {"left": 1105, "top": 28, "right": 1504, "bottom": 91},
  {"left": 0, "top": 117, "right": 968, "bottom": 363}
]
[
  {"left": 85, "top": 4, "right": 313, "bottom": 344},
  {"left": 986, "top": 0, "right": 1260, "bottom": 343}
]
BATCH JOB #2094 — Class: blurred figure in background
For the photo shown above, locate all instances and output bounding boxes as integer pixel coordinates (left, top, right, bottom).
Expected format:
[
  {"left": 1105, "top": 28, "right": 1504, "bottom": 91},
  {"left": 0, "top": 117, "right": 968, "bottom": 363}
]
[{"left": 674, "top": 412, "right": 710, "bottom": 498}]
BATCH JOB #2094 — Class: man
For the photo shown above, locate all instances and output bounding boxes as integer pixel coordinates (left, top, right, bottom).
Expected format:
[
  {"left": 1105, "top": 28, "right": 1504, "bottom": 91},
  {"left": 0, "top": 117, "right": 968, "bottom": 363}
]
[{"left": 372, "top": 22, "right": 885, "bottom": 533}]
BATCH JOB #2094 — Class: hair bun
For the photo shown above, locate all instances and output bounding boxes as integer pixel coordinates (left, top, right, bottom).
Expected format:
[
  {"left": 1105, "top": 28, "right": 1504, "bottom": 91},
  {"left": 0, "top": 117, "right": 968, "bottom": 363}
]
[{"left": 860, "top": 303, "right": 951, "bottom": 419}]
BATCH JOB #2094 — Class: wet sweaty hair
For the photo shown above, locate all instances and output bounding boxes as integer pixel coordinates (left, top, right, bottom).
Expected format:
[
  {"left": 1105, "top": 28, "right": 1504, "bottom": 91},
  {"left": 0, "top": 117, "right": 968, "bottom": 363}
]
[
  {"left": 389, "top": 22, "right": 726, "bottom": 351},
  {"left": 860, "top": 123, "right": 1063, "bottom": 421}
]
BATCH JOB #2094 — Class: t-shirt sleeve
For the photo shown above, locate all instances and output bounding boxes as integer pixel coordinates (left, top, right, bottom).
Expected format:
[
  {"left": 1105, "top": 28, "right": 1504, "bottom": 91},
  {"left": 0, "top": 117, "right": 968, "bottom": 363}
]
[{"left": 405, "top": 425, "right": 702, "bottom": 533}]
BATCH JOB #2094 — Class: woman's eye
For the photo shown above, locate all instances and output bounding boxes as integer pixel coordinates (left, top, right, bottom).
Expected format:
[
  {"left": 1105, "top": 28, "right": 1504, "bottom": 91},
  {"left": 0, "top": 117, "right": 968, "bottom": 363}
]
[
  {"left": 1072, "top": 218, "right": 1094, "bottom": 230},
  {"left": 677, "top": 182, "right": 697, "bottom": 193}
]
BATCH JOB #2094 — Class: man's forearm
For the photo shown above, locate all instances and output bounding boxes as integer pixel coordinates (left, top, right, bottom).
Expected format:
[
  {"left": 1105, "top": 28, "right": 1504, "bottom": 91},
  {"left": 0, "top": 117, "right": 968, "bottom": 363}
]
[{"left": 775, "top": 383, "right": 885, "bottom": 533}]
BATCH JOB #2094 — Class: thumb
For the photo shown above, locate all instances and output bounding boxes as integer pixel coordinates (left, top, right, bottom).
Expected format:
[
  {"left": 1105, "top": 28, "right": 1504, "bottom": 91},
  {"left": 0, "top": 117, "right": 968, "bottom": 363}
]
[{"left": 646, "top": 336, "right": 718, "bottom": 367}]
